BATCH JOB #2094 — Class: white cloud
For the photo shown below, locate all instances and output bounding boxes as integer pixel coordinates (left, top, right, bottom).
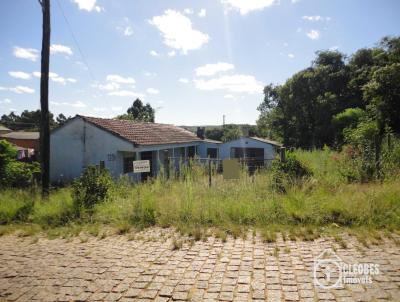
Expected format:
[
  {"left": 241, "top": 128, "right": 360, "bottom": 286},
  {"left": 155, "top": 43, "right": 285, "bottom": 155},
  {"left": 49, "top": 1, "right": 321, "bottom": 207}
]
[
  {"left": 194, "top": 74, "right": 263, "bottom": 94},
  {"left": 183, "top": 8, "right": 193, "bottom": 15},
  {"left": 292, "top": 0, "right": 300, "bottom": 3},
  {"left": 98, "top": 82, "right": 120, "bottom": 91},
  {"left": 288, "top": 53, "right": 295, "bottom": 59},
  {"left": 224, "top": 94, "right": 235, "bottom": 99},
  {"left": 198, "top": 9, "right": 206, "bottom": 17},
  {"left": 8, "top": 71, "right": 31, "bottom": 80},
  {"left": 106, "top": 74, "right": 136, "bottom": 84},
  {"left": 306, "top": 30, "right": 320, "bottom": 40},
  {"left": 123, "top": 26, "right": 133, "bottom": 36},
  {"left": 150, "top": 50, "right": 159, "bottom": 57},
  {"left": 111, "top": 106, "right": 123, "bottom": 111},
  {"left": 52, "top": 100, "right": 87, "bottom": 108},
  {"left": 93, "top": 107, "right": 106, "bottom": 112},
  {"left": 50, "top": 44, "right": 73, "bottom": 56},
  {"left": 221, "top": 0, "right": 277, "bottom": 15},
  {"left": 33, "top": 71, "right": 76, "bottom": 85},
  {"left": 144, "top": 71, "right": 157, "bottom": 77},
  {"left": 108, "top": 90, "right": 145, "bottom": 98},
  {"left": 0, "top": 98, "right": 12, "bottom": 104},
  {"left": 146, "top": 88, "right": 159, "bottom": 95},
  {"left": 72, "top": 101, "right": 86, "bottom": 108},
  {"left": 329, "top": 46, "right": 339, "bottom": 51},
  {"left": 9, "top": 86, "right": 35, "bottom": 94},
  {"left": 179, "top": 78, "right": 189, "bottom": 84},
  {"left": 13, "top": 47, "right": 38, "bottom": 61},
  {"left": 302, "top": 15, "right": 331, "bottom": 22},
  {"left": 195, "top": 62, "right": 234, "bottom": 77},
  {"left": 167, "top": 50, "right": 176, "bottom": 57},
  {"left": 149, "top": 10, "right": 209, "bottom": 54},
  {"left": 72, "top": 0, "right": 103, "bottom": 12}
]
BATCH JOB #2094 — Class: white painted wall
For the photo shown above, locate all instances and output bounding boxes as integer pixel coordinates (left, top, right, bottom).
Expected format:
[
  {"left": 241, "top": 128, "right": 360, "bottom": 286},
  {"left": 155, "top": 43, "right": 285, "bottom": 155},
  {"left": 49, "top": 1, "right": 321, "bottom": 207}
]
[
  {"left": 219, "top": 137, "right": 278, "bottom": 160},
  {"left": 197, "top": 141, "right": 221, "bottom": 158},
  {"left": 50, "top": 117, "right": 135, "bottom": 183}
]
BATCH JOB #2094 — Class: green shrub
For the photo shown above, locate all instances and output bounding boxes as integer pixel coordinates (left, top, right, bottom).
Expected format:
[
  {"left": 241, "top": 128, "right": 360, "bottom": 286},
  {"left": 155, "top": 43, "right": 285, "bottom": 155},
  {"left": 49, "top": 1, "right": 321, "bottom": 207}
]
[
  {"left": 72, "top": 166, "right": 113, "bottom": 216},
  {"left": 0, "top": 140, "right": 40, "bottom": 188},
  {"left": 270, "top": 152, "right": 312, "bottom": 192}
]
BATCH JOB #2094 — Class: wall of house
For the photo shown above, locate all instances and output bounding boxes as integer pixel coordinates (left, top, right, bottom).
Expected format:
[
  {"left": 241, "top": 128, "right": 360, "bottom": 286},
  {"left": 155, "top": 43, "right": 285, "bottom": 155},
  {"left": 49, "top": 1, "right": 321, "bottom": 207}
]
[
  {"left": 50, "top": 117, "right": 135, "bottom": 183},
  {"left": 218, "top": 138, "right": 277, "bottom": 160},
  {"left": 197, "top": 141, "right": 221, "bottom": 158}
]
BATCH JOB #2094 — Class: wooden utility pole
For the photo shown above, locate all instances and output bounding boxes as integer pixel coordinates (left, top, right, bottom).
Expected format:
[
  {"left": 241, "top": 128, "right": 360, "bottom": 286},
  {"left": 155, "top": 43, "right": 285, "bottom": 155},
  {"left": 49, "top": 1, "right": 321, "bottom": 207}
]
[{"left": 39, "top": 0, "right": 51, "bottom": 197}]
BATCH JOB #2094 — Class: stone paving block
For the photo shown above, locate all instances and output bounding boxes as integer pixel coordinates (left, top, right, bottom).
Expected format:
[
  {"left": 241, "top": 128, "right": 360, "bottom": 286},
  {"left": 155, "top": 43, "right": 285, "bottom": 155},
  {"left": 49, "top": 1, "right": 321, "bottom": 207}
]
[{"left": 0, "top": 230, "right": 399, "bottom": 302}]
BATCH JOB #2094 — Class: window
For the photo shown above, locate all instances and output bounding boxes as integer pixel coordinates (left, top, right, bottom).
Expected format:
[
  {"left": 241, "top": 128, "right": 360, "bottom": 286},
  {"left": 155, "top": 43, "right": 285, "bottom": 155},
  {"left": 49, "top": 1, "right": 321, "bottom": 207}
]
[
  {"left": 207, "top": 148, "right": 218, "bottom": 158},
  {"left": 123, "top": 157, "right": 135, "bottom": 173}
]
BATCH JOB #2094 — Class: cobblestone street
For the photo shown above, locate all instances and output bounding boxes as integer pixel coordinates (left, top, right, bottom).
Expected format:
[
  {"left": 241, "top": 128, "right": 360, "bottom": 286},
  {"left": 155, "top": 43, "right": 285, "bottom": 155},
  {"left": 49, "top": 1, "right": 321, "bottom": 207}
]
[{"left": 0, "top": 228, "right": 399, "bottom": 301}]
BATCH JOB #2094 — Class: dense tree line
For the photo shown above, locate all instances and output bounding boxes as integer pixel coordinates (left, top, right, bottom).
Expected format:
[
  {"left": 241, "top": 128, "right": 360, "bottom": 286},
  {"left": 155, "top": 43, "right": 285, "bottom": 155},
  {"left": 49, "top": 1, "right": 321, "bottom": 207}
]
[
  {"left": 257, "top": 36, "right": 400, "bottom": 149},
  {"left": 0, "top": 111, "right": 71, "bottom": 131}
]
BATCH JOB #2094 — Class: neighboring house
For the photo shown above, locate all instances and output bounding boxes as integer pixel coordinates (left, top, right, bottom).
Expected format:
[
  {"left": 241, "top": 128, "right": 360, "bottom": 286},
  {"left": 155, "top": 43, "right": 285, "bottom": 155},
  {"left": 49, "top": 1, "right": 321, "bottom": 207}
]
[
  {"left": 0, "top": 125, "right": 12, "bottom": 136},
  {"left": 0, "top": 131, "right": 40, "bottom": 152},
  {"left": 50, "top": 116, "right": 283, "bottom": 183},
  {"left": 50, "top": 115, "right": 202, "bottom": 183},
  {"left": 219, "top": 136, "right": 282, "bottom": 161}
]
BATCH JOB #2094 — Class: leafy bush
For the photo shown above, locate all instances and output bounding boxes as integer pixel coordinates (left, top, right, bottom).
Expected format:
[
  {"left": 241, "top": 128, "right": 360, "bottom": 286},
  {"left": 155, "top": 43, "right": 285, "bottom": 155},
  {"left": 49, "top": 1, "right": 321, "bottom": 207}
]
[
  {"left": 270, "top": 152, "right": 312, "bottom": 192},
  {"left": 0, "top": 140, "right": 40, "bottom": 187},
  {"left": 72, "top": 166, "right": 113, "bottom": 216}
]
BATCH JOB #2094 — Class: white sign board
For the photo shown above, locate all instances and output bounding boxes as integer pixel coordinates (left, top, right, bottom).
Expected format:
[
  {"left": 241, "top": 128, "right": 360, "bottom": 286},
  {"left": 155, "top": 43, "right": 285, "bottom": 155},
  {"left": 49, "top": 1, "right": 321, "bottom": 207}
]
[{"left": 133, "top": 160, "right": 150, "bottom": 173}]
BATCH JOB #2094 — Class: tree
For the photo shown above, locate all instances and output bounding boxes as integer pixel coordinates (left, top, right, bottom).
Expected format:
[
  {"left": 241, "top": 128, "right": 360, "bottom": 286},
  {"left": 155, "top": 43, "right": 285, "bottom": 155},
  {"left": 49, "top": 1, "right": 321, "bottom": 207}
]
[
  {"left": 205, "top": 128, "right": 224, "bottom": 141},
  {"left": 363, "top": 63, "right": 400, "bottom": 135},
  {"left": 221, "top": 124, "right": 242, "bottom": 142},
  {"left": 118, "top": 99, "right": 155, "bottom": 122},
  {"left": 0, "top": 110, "right": 56, "bottom": 131},
  {"left": 256, "top": 36, "right": 400, "bottom": 149},
  {"left": 56, "top": 113, "right": 71, "bottom": 126}
]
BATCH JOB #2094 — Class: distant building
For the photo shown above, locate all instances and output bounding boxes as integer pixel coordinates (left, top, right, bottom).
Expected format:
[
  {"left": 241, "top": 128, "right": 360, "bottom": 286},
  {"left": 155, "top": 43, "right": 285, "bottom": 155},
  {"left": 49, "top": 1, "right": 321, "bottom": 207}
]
[
  {"left": 0, "top": 125, "right": 12, "bottom": 136},
  {"left": 0, "top": 131, "right": 39, "bottom": 152},
  {"left": 50, "top": 115, "right": 283, "bottom": 183}
]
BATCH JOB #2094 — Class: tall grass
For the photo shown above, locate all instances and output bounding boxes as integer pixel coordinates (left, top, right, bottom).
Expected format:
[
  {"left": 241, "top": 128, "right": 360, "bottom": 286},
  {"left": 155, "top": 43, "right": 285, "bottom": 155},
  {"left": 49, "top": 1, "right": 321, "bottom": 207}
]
[{"left": 0, "top": 149, "right": 399, "bottom": 234}]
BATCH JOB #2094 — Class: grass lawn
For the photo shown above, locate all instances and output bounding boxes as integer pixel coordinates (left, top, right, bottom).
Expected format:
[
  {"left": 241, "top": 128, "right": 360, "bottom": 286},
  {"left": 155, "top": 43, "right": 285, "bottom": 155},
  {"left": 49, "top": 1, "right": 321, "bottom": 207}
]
[{"left": 0, "top": 149, "right": 399, "bottom": 246}]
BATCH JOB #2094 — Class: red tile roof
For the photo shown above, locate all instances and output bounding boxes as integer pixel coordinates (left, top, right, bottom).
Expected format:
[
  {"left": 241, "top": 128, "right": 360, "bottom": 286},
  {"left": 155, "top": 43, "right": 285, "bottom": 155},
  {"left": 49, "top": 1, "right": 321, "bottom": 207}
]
[{"left": 79, "top": 115, "right": 201, "bottom": 146}]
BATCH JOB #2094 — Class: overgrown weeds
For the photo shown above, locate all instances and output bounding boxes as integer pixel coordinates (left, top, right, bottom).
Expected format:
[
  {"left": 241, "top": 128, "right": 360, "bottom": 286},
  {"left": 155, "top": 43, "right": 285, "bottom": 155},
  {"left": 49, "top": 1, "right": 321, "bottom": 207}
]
[{"left": 0, "top": 149, "right": 399, "bottom": 239}]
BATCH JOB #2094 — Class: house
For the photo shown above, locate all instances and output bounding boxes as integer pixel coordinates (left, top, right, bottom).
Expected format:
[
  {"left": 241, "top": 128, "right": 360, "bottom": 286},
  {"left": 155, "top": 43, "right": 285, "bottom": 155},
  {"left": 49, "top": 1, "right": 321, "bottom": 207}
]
[
  {"left": 197, "top": 134, "right": 282, "bottom": 170},
  {"left": 219, "top": 136, "right": 282, "bottom": 161},
  {"left": 50, "top": 116, "right": 283, "bottom": 183},
  {"left": 50, "top": 115, "right": 202, "bottom": 183},
  {"left": 0, "top": 125, "right": 12, "bottom": 135},
  {"left": 0, "top": 131, "right": 40, "bottom": 152}
]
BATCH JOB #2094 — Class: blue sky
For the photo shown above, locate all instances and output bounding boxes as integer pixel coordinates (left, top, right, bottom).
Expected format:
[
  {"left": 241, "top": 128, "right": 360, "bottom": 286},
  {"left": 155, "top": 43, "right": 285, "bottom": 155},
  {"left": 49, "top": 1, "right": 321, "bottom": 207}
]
[{"left": 1, "top": 0, "right": 399, "bottom": 125}]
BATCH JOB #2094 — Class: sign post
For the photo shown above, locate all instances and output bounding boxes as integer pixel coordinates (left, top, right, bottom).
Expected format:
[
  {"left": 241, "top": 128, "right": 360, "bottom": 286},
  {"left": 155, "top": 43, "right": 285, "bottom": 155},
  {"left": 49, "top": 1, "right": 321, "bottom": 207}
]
[{"left": 133, "top": 160, "right": 150, "bottom": 173}]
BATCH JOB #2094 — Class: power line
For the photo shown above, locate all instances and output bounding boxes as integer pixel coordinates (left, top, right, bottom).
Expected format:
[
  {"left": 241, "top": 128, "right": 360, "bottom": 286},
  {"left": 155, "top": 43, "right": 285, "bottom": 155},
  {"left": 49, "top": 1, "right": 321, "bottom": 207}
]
[{"left": 55, "top": 0, "right": 97, "bottom": 82}]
